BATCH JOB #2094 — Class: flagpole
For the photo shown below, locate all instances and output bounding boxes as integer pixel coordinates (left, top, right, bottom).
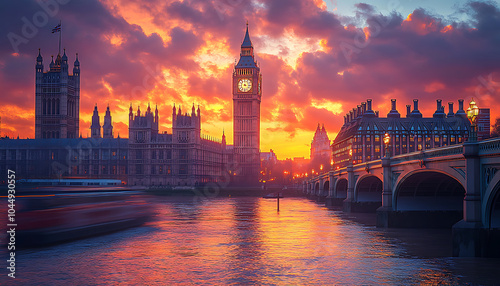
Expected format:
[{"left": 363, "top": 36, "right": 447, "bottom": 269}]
[{"left": 58, "top": 20, "right": 62, "bottom": 55}]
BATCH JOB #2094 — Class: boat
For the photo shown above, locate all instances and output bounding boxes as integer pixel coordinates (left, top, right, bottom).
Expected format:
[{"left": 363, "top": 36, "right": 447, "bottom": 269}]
[
  {"left": 263, "top": 192, "right": 284, "bottom": 198},
  {"left": 14, "top": 186, "right": 152, "bottom": 247}
]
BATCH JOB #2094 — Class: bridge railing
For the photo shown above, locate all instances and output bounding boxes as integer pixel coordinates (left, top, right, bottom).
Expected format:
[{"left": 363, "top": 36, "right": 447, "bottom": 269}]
[
  {"left": 479, "top": 137, "right": 500, "bottom": 155},
  {"left": 307, "top": 137, "right": 500, "bottom": 184}
]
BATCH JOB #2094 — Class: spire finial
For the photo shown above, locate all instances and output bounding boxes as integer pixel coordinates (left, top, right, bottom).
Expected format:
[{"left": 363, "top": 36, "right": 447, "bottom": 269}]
[{"left": 246, "top": 20, "right": 248, "bottom": 27}]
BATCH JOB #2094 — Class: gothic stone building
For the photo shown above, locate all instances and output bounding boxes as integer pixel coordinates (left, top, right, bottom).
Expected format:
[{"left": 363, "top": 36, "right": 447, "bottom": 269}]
[
  {"left": 127, "top": 104, "right": 230, "bottom": 187},
  {"left": 0, "top": 104, "right": 127, "bottom": 184},
  {"left": 332, "top": 99, "right": 472, "bottom": 169},
  {"left": 35, "top": 49, "right": 80, "bottom": 139},
  {"left": 311, "top": 123, "right": 331, "bottom": 161}
]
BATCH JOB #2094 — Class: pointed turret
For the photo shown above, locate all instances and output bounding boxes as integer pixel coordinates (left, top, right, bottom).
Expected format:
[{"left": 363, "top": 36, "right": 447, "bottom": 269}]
[
  {"left": 137, "top": 105, "right": 141, "bottom": 117},
  {"left": 103, "top": 104, "right": 113, "bottom": 138},
  {"left": 73, "top": 53, "right": 80, "bottom": 77},
  {"left": 155, "top": 104, "right": 159, "bottom": 123},
  {"left": 36, "top": 49, "right": 43, "bottom": 74},
  {"left": 61, "top": 48, "right": 68, "bottom": 63},
  {"left": 197, "top": 104, "right": 200, "bottom": 117},
  {"left": 129, "top": 103, "right": 133, "bottom": 121},
  {"left": 192, "top": 103, "right": 196, "bottom": 116},
  {"left": 90, "top": 104, "right": 101, "bottom": 139},
  {"left": 222, "top": 129, "right": 226, "bottom": 148}
]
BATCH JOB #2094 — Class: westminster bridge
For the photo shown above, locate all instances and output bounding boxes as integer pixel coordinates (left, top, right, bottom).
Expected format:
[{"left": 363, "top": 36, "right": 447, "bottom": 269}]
[{"left": 305, "top": 137, "right": 500, "bottom": 257}]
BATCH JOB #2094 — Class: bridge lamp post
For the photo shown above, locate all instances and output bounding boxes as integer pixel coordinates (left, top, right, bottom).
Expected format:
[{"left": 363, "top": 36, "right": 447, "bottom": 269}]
[
  {"left": 383, "top": 133, "right": 391, "bottom": 158},
  {"left": 466, "top": 98, "right": 479, "bottom": 142}
]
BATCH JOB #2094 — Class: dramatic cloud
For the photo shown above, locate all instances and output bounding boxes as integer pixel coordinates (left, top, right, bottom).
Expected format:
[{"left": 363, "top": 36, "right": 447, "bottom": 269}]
[{"left": 1, "top": 0, "right": 500, "bottom": 159}]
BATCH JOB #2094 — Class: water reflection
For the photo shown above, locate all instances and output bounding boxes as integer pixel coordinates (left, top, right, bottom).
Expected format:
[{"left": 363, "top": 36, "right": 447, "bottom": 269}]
[{"left": 3, "top": 197, "right": 500, "bottom": 285}]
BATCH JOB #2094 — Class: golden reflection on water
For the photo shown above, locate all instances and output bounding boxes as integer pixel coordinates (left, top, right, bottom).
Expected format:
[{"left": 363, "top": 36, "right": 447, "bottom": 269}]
[{"left": 7, "top": 197, "right": 490, "bottom": 285}]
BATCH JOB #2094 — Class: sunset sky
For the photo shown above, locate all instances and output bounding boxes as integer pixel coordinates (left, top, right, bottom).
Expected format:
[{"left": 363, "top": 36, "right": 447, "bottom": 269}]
[{"left": 1, "top": 0, "right": 500, "bottom": 159}]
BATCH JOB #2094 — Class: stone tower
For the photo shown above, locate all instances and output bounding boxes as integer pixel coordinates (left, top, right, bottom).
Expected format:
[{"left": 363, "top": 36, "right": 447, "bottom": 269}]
[
  {"left": 232, "top": 23, "right": 262, "bottom": 185},
  {"left": 35, "top": 49, "right": 80, "bottom": 139}
]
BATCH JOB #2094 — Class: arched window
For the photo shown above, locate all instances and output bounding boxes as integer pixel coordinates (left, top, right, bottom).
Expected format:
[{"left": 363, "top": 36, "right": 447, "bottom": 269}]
[
  {"left": 42, "top": 99, "right": 46, "bottom": 115},
  {"left": 52, "top": 99, "right": 56, "bottom": 115},
  {"left": 56, "top": 99, "right": 60, "bottom": 114},
  {"left": 47, "top": 99, "right": 52, "bottom": 115}
]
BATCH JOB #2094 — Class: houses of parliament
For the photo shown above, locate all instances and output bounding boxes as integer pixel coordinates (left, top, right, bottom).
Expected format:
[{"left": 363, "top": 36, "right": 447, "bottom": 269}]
[{"left": 0, "top": 25, "right": 262, "bottom": 187}]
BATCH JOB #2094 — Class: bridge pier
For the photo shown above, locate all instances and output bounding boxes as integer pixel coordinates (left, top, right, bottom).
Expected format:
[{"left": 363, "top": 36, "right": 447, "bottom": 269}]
[
  {"left": 317, "top": 177, "right": 325, "bottom": 202},
  {"left": 377, "top": 156, "right": 394, "bottom": 227},
  {"left": 325, "top": 175, "right": 340, "bottom": 208},
  {"left": 452, "top": 141, "right": 494, "bottom": 257}
]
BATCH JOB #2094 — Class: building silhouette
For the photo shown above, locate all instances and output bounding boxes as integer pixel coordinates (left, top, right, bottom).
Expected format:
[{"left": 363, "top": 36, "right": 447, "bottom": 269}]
[
  {"left": 35, "top": 49, "right": 80, "bottom": 139},
  {"left": 90, "top": 105, "right": 101, "bottom": 139},
  {"left": 127, "top": 104, "right": 229, "bottom": 187},
  {"left": 311, "top": 123, "right": 331, "bottom": 161},
  {"left": 2, "top": 25, "right": 265, "bottom": 188},
  {"left": 232, "top": 23, "right": 262, "bottom": 185},
  {"left": 478, "top": 108, "right": 490, "bottom": 141},
  {"left": 332, "top": 99, "right": 476, "bottom": 168}
]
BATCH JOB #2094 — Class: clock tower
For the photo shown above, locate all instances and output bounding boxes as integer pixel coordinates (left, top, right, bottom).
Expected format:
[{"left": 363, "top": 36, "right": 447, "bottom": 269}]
[{"left": 233, "top": 23, "right": 262, "bottom": 185}]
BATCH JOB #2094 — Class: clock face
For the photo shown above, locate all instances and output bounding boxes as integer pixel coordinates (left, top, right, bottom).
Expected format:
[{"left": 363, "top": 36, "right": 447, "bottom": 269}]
[{"left": 238, "top": 78, "right": 252, "bottom": 92}]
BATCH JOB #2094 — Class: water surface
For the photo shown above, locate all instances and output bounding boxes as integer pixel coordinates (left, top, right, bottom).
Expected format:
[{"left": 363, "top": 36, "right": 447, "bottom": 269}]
[{"left": 2, "top": 197, "right": 500, "bottom": 285}]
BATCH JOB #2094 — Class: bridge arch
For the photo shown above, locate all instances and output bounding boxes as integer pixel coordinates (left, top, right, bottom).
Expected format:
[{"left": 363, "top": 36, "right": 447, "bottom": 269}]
[
  {"left": 483, "top": 171, "right": 500, "bottom": 229},
  {"left": 323, "top": 180, "right": 329, "bottom": 193},
  {"left": 354, "top": 174, "right": 382, "bottom": 202},
  {"left": 394, "top": 169, "right": 465, "bottom": 211},
  {"left": 335, "top": 178, "right": 348, "bottom": 199},
  {"left": 314, "top": 182, "right": 320, "bottom": 193}
]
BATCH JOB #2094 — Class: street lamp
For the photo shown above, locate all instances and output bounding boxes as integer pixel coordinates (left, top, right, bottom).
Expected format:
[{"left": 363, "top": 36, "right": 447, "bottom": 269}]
[
  {"left": 466, "top": 98, "right": 479, "bottom": 142},
  {"left": 330, "top": 159, "right": 334, "bottom": 170},
  {"left": 383, "top": 133, "right": 390, "bottom": 157}
]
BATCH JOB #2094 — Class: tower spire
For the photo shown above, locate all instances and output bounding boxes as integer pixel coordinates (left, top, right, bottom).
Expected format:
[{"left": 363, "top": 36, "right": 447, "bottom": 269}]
[{"left": 242, "top": 21, "right": 252, "bottom": 48}]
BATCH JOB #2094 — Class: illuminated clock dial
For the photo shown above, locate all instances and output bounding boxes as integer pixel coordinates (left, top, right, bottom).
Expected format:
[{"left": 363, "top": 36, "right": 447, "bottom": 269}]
[{"left": 238, "top": 78, "right": 252, "bottom": 92}]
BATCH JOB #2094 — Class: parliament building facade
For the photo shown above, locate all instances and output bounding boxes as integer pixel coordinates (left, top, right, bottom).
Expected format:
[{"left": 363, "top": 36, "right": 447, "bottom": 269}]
[{"left": 0, "top": 25, "right": 262, "bottom": 188}]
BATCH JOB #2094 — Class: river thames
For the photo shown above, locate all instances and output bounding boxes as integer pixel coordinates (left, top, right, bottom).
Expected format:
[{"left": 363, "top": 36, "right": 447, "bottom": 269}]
[{"left": 3, "top": 196, "right": 500, "bottom": 285}]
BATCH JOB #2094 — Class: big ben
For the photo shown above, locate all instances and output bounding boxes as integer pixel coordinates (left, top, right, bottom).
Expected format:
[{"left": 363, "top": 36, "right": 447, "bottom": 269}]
[{"left": 233, "top": 23, "right": 262, "bottom": 185}]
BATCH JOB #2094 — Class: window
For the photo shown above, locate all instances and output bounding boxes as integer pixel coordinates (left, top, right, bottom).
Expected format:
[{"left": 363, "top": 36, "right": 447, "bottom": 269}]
[
  {"left": 179, "top": 149, "right": 187, "bottom": 160},
  {"left": 179, "top": 164, "right": 187, "bottom": 175},
  {"left": 136, "top": 164, "right": 143, "bottom": 175}
]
